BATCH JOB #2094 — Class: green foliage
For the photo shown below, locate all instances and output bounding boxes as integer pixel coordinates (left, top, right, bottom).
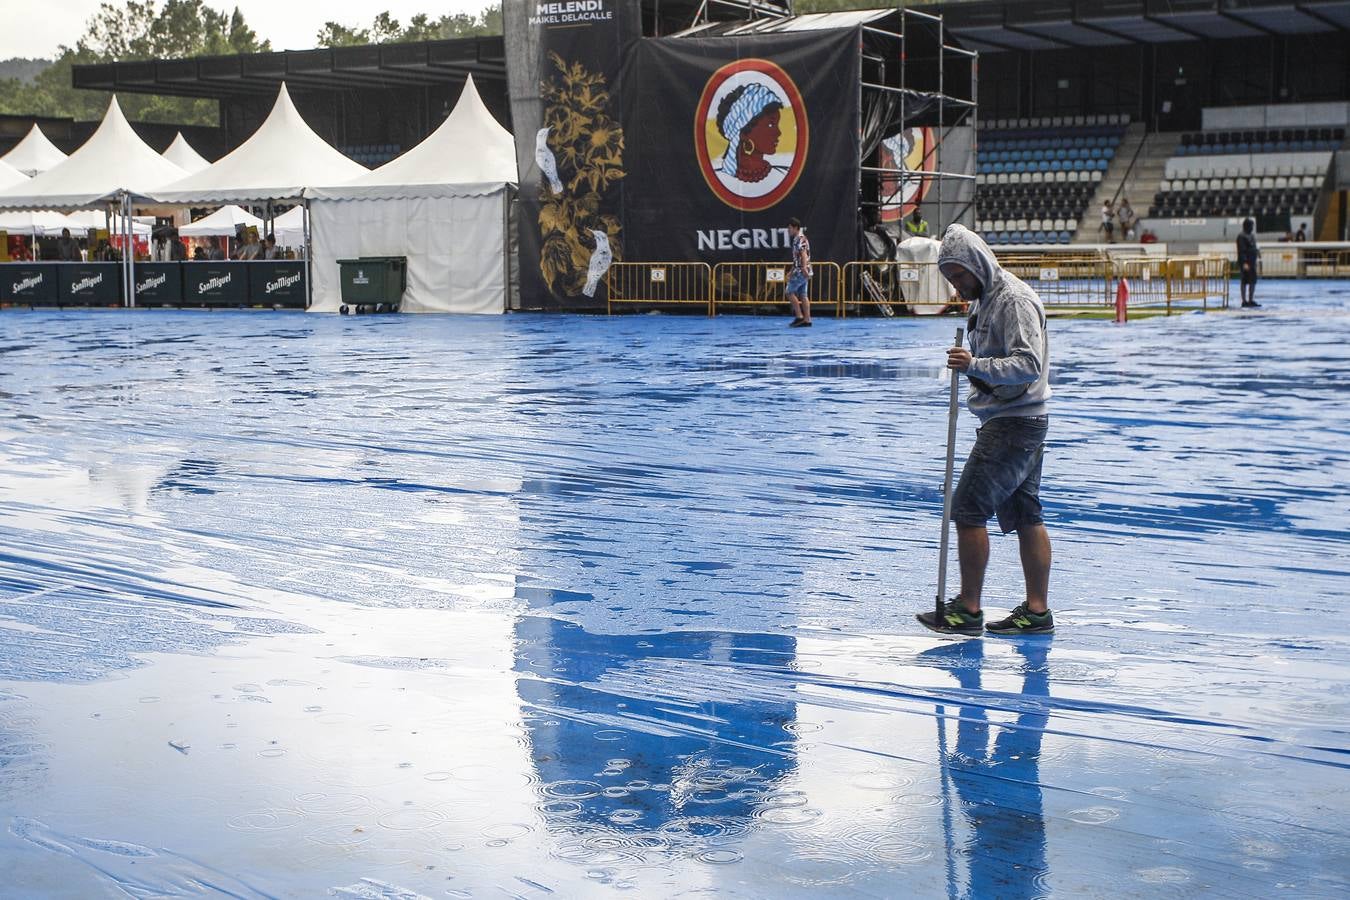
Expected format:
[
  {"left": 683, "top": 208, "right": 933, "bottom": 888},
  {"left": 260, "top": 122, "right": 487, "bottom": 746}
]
[
  {"left": 0, "top": 1, "right": 271, "bottom": 126},
  {"left": 316, "top": 5, "right": 503, "bottom": 48}
]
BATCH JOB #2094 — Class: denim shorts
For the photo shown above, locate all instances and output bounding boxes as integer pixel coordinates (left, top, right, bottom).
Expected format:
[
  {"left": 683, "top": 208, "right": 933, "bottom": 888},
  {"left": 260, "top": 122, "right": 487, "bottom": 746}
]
[
  {"left": 787, "top": 273, "right": 809, "bottom": 296},
  {"left": 952, "top": 415, "right": 1048, "bottom": 533}
]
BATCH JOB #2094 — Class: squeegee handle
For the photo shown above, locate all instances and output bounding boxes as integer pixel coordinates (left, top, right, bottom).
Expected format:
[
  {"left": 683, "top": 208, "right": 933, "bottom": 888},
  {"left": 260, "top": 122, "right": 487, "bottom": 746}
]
[{"left": 936, "top": 327, "right": 964, "bottom": 620}]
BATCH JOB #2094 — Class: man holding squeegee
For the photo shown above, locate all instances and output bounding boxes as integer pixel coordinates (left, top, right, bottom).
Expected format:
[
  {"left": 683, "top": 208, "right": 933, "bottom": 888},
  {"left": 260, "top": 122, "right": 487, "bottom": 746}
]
[{"left": 917, "top": 225, "right": 1055, "bottom": 637}]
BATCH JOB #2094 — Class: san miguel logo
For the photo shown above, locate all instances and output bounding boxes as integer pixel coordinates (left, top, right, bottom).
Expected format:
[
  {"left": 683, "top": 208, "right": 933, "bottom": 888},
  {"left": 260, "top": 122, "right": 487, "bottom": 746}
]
[
  {"left": 879, "top": 126, "right": 936, "bottom": 223},
  {"left": 695, "top": 59, "right": 808, "bottom": 212}
]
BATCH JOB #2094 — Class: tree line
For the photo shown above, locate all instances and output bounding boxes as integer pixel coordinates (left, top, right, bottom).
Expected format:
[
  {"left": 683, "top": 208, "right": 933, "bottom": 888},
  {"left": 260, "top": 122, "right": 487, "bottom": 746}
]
[{"left": 0, "top": 1, "right": 503, "bottom": 128}]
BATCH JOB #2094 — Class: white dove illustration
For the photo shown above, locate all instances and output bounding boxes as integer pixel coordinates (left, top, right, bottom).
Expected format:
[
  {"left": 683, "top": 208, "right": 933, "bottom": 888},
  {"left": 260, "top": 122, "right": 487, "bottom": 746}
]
[
  {"left": 583, "top": 229, "right": 613, "bottom": 298},
  {"left": 536, "top": 126, "right": 564, "bottom": 195}
]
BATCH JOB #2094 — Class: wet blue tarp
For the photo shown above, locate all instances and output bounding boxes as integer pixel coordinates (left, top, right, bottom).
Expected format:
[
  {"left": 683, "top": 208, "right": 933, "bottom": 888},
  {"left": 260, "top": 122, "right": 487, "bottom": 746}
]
[{"left": 0, "top": 280, "right": 1347, "bottom": 897}]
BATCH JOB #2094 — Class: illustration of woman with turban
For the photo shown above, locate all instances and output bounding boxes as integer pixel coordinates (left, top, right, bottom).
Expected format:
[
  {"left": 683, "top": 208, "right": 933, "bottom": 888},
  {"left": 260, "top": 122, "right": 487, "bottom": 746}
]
[{"left": 716, "top": 83, "right": 783, "bottom": 184}]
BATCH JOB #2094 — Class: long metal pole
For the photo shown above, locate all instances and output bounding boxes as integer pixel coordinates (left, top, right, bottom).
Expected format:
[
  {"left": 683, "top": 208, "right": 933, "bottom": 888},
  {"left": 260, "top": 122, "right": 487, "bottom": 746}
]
[
  {"left": 936, "top": 326, "right": 964, "bottom": 620},
  {"left": 302, "top": 198, "right": 312, "bottom": 310},
  {"left": 938, "top": 14, "right": 945, "bottom": 233}
]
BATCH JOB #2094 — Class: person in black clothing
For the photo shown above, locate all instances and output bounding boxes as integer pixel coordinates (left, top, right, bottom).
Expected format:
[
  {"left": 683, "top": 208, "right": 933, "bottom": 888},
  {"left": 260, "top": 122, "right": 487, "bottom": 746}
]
[
  {"left": 168, "top": 229, "right": 188, "bottom": 261},
  {"left": 1237, "top": 218, "right": 1260, "bottom": 308},
  {"left": 55, "top": 228, "right": 81, "bottom": 261}
]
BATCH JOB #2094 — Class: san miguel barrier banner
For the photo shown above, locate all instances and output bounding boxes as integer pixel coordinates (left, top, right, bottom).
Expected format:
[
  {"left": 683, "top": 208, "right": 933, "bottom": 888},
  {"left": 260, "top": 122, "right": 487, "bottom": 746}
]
[
  {"left": 621, "top": 32, "right": 861, "bottom": 268},
  {"left": 504, "top": 0, "right": 642, "bottom": 310}
]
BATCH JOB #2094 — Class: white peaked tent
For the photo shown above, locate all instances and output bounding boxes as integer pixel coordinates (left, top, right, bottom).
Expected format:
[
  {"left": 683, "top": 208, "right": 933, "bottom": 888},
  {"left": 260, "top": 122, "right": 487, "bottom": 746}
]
[
  {"left": 306, "top": 75, "right": 519, "bottom": 314},
  {"left": 0, "top": 158, "right": 29, "bottom": 190},
  {"left": 272, "top": 206, "right": 305, "bottom": 247},
  {"left": 1, "top": 125, "right": 68, "bottom": 177},
  {"left": 0, "top": 209, "right": 80, "bottom": 237},
  {"left": 0, "top": 97, "right": 185, "bottom": 210},
  {"left": 152, "top": 84, "right": 366, "bottom": 204},
  {"left": 161, "top": 133, "right": 210, "bottom": 174},
  {"left": 63, "top": 209, "right": 152, "bottom": 236},
  {"left": 179, "top": 204, "right": 263, "bottom": 237}
]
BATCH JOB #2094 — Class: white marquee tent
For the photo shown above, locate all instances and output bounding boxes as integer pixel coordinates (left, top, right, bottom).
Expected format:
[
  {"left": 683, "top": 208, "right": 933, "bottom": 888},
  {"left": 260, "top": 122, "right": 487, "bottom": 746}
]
[
  {"left": 161, "top": 133, "right": 210, "bottom": 174},
  {"left": 306, "top": 75, "right": 519, "bottom": 314},
  {"left": 0, "top": 125, "right": 68, "bottom": 177},
  {"left": 0, "top": 97, "right": 185, "bottom": 210},
  {"left": 0, "top": 158, "right": 29, "bottom": 190},
  {"left": 152, "top": 84, "right": 366, "bottom": 205},
  {"left": 0, "top": 209, "right": 80, "bottom": 237},
  {"left": 63, "top": 210, "right": 152, "bottom": 236},
  {"left": 179, "top": 204, "right": 263, "bottom": 237},
  {"left": 272, "top": 206, "right": 305, "bottom": 248}
]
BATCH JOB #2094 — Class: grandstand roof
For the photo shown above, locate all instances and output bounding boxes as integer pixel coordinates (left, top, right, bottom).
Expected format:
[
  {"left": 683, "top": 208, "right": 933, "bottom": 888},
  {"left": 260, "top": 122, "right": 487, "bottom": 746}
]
[
  {"left": 71, "top": 36, "right": 507, "bottom": 101},
  {"left": 939, "top": 0, "right": 1350, "bottom": 53}
]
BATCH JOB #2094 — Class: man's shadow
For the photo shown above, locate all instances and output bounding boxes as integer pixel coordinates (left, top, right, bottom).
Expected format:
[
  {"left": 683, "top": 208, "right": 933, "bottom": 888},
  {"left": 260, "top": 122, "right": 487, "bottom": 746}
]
[{"left": 920, "top": 638, "right": 1051, "bottom": 900}]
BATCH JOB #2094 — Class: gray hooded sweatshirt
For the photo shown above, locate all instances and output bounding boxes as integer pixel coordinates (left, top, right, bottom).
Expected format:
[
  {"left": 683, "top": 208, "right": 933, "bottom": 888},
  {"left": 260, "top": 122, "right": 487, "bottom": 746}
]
[{"left": 937, "top": 224, "right": 1050, "bottom": 423}]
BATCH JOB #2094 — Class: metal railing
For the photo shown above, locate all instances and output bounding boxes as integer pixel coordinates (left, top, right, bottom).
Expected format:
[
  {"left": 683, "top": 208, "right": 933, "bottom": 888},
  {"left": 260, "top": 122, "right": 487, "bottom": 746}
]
[
  {"left": 601, "top": 252, "right": 1234, "bottom": 318},
  {"left": 998, "top": 254, "right": 1114, "bottom": 307},
  {"left": 840, "top": 260, "right": 965, "bottom": 317},
  {"left": 710, "top": 262, "right": 842, "bottom": 317},
  {"left": 606, "top": 262, "right": 712, "bottom": 315}
]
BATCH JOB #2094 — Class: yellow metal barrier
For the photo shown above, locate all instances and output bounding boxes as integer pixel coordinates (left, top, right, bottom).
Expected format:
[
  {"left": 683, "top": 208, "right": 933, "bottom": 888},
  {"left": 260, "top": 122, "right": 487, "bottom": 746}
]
[
  {"left": 840, "top": 260, "right": 964, "bottom": 317},
  {"left": 996, "top": 253, "right": 1114, "bottom": 308},
  {"left": 1113, "top": 256, "right": 1171, "bottom": 309},
  {"left": 606, "top": 262, "right": 712, "bottom": 315},
  {"left": 711, "top": 261, "right": 841, "bottom": 317},
  {"left": 1163, "top": 256, "right": 1229, "bottom": 312}
]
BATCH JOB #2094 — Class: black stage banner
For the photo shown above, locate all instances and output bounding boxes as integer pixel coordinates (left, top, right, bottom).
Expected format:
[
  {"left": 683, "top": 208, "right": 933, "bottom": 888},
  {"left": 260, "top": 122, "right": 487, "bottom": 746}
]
[
  {"left": 59, "top": 262, "right": 122, "bottom": 305},
  {"left": 248, "top": 261, "right": 306, "bottom": 308},
  {"left": 503, "top": 0, "right": 641, "bottom": 309},
  {"left": 622, "top": 30, "right": 861, "bottom": 267},
  {"left": 134, "top": 263, "right": 182, "bottom": 306},
  {"left": 0, "top": 263, "right": 58, "bottom": 304}
]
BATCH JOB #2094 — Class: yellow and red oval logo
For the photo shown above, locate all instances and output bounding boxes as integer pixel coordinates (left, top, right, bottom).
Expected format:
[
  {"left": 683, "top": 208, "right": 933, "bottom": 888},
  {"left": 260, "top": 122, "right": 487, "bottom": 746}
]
[
  {"left": 694, "top": 59, "right": 808, "bottom": 212},
  {"left": 879, "top": 126, "right": 936, "bottom": 223}
]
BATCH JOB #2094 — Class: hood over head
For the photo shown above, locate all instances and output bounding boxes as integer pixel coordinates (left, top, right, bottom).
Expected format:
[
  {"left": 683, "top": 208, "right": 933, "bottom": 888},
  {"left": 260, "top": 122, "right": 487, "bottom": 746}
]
[{"left": 937, "top": 223, "right": 1003, "bottom": 298}]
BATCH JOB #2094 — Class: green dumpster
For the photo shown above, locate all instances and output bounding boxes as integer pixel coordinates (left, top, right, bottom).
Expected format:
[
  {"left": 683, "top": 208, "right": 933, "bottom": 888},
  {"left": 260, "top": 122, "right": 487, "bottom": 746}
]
[{"left": 337, "top": 256, "right": 407, "bottom": 312}]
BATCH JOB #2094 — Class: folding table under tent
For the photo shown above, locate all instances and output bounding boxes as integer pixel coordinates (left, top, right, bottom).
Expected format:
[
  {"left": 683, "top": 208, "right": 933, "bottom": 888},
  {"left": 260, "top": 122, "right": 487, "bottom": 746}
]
[
  {"left": 0, "top": 124, "right": 68, "bottom": 177},
  {"left": 305, "top": 75, "right": 519, "bottom": 315}
]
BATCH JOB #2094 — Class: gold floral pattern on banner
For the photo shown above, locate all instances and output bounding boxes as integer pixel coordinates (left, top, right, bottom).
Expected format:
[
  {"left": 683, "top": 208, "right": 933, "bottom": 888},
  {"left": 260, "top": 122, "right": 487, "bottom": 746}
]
[{"left": 538, "top": 52, "right": 624, "bottom": 298}]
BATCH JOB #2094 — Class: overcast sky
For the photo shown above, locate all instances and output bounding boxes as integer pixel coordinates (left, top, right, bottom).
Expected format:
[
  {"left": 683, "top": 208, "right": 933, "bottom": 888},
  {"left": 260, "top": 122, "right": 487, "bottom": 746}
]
[{"left": 2, "top": 1, "right": 495, "bottom": 60}]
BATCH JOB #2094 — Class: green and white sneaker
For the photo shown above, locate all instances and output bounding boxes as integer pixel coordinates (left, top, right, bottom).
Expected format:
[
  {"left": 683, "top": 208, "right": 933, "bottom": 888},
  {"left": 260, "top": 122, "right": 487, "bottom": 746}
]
[
  {"left": 916, "top": 599, "right": 984, "bottom": 636},
  {"left": 985, "top": 603, "right": 1054, "bottom": 635}
]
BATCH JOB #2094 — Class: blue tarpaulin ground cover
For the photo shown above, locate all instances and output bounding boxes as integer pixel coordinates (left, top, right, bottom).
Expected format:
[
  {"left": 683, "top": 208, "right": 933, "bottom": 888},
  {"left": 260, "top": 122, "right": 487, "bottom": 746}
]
[{"left": 0, "top": 281, "right": 1347, "bottom": 897}]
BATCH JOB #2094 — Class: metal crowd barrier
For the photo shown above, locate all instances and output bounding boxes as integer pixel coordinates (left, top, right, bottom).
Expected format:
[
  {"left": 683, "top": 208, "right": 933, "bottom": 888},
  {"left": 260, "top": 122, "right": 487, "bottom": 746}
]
[
  {"left": 605, "top": 262, "right": 712, "bottom": 315},
  {"left": 1161, "top": 256, "right": 1230, "bottom": 311},
  {"left": 1111, "top": 256, "right": 1171, "bottom": 308},
  {"left": 710, "top": 261, "right": 841, "bottom": 317},
  {"left": 840, "top": 260, "right": 964, "bottom": 317},
  {"left": 996, "top": 253, "right": 1114, "bottom": 308}
]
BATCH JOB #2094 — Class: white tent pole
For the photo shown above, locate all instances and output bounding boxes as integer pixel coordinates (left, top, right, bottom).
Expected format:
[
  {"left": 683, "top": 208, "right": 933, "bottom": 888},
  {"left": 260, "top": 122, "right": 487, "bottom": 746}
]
[
  {"left": 302, "top": 198, "right": 312, "bottom": 309},
  {"left": 124, "top": 193, "right": 136, "bottom": 308}
]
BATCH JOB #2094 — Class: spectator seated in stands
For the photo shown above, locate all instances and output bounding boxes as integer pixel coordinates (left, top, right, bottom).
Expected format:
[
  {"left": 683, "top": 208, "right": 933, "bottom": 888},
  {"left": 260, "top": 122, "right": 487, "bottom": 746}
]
[{"left": 1294, "top": 224, "right": 1307, "bottom": 242}]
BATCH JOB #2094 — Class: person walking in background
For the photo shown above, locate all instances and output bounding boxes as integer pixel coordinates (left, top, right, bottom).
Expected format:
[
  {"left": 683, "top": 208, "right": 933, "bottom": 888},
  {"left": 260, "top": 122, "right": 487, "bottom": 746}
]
[
  {"left": 1237, "top": 218, "right": 1260, "bottom": 308},
  {"left": 1117, "top": 198, "right": 1136, "bottom": 241},
  {"left": 787, "top": 217, "right": 813, "bottom": 328},
  {"left": 1100, "top": 200, "right": 1116, "bottom": 243},
  {"left": 918, "top": 224, "right": 1055, "bottom": 637}
]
